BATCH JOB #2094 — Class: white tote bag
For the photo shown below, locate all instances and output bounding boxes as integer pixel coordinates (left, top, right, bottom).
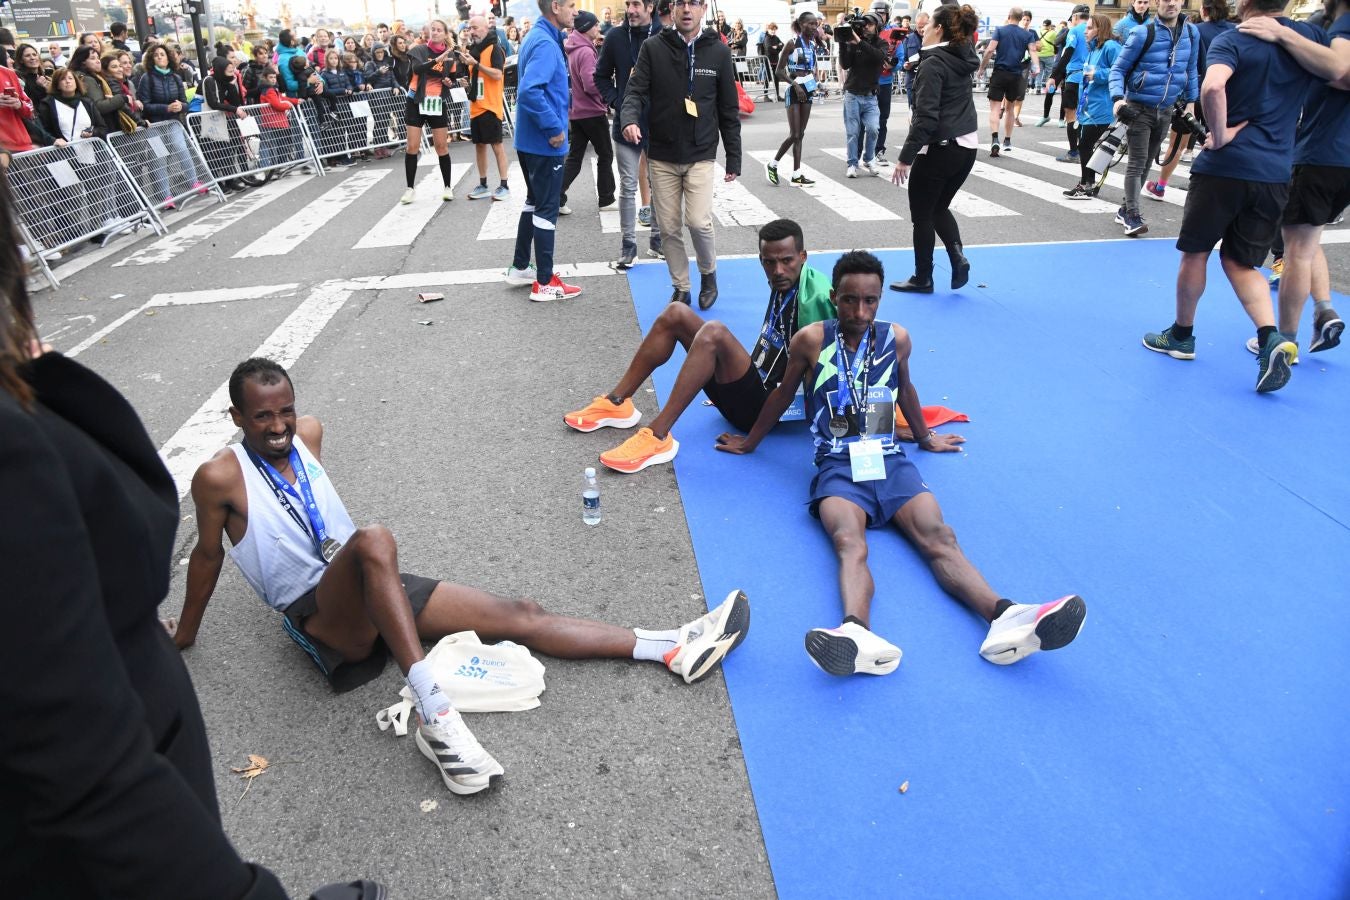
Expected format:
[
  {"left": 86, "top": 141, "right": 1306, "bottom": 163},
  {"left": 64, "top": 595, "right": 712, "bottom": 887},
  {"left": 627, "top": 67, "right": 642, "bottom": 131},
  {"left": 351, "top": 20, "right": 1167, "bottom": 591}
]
[{"left": 375, "top": 631, "right": 546, "bottom": 734}]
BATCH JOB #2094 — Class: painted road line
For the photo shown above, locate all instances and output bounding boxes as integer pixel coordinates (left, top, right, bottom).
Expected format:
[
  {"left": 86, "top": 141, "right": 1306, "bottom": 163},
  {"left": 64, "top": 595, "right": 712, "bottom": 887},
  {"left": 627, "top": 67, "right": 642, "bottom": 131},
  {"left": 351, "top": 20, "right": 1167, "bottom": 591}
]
[
  {"left": 968, "top": 160, "right": 1118, "bottom": 212},
  {"left": 353, "top": 164, "right": 473, "bottom": 249},
  {"left": 748, "top": 150, "right": 900, "bottom": 221},
  {"left": 821, "top": 148, "right": 1018, "bottom": 218},
  {"left": 477, "top": 161, "right": 530, "bottom": 241},
  {"left": 115, "top": 175, "right": 312, "bottom": 267},
  {"left": 1006, "top": 143, "right": 1189, "bottom": 207},
  {"left": 157, "top": 281, "right": 354, "bottom": 498},
  {"left": 346, "top": 261, "right": 618, "bottom": 291},
  {"left": 236, "top": 169, "right": 390, "bottom": 257},
  {"left": 713, "top": 164, "right": 778, "bottom": 227},
  {"left": 65, "top": 284, "right": 302, "bottom": 358},
  {"left": 586, "top": 157, "right": 622, "bottom": 234}
]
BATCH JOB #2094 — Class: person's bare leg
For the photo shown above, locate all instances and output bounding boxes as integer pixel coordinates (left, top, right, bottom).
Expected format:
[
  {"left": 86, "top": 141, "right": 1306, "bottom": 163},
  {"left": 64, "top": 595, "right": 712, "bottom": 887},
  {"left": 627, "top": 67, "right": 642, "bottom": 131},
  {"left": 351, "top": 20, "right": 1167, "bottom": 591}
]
[
  {"left": 1156, "top": 128, "right": 1184, "bottom": 186},
  {"left": 1175, "top": 250, "right": 1209, "bottom": 326},
  {"left": 1223, "top": 255, "right": 1277, "bottom": 329},
  {"left": 475, "top": 141, "right": 488, "bottom": 179},
  {"left": 1277, "top": 224, "right": 1322, "bottom": 336},
  {"left": 988, "top": 100, "right": 1002, "bottom": 139},
  {"left": 492, "top": 141, "right": 509, "bottom": 181},
  {"left": 304, "top": 525, "right": 423, "bottom": 672},
  {"left": 647, "top": 321, "right": 754, "bottom": 439},
  {"left": 1002, "top": 100, "right": 1016, "bottom": 141},
  {"left": 607, "top": 302, "right": 707, "bottom": 401},
  {"left": 413, "top": 581, "right": 637, "bottom": 657},
  {"left": 818, "top": 497, "right": 875, "bottom": 624},
  {"left": 891, "top": 493, "right": 1001, "bottom": 622}
]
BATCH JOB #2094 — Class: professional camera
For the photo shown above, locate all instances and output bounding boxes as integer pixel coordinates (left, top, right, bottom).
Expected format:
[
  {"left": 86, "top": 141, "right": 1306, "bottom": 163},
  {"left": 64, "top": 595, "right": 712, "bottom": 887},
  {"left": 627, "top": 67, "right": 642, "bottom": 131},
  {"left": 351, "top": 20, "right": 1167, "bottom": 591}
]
[
  {"left": 1086, "top": 119, "right": 1129, "bottom": 179},
  {"left": 1171, "top": 98, "right": 1208, "bottom": 143}
]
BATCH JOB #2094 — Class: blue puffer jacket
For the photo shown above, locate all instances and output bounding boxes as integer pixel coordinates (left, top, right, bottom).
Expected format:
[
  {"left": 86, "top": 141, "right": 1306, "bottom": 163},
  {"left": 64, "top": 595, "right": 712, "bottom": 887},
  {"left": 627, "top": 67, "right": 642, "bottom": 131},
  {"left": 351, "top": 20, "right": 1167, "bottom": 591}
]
[
  {"left": 1108, "top": 19, "right": 1199, "bottom": 109},
  {"left": 276, "top": 43, "right": 306, "bottom": 95},
  {"left": 514, "top": 17, "right": 569, "bottom": 156},
  {"left": 136, "top": 68, "right": 187, "bottom": 122},
  {"left": 320, "top": 67, "right": 352, "bottom": 96}
]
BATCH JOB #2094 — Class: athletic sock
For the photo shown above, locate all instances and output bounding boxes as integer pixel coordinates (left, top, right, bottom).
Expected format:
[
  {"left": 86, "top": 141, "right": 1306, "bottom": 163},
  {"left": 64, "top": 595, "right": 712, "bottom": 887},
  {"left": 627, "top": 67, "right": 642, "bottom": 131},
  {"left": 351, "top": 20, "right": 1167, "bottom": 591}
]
[
  {"left": 990, "top": 131, "right": 998, "bottom": 144},
  {"left": 843, "top": 614, "right": 869, "bottom": 630},
  {"left": 633, "top": 627, "right": 680, "bottom": 662},
  {"left": 437, "top": 153, "right": 452, "bottom": 187},
  {"left": 404, "top": 152, "right": 418, "bottom": 189},
  {"left": 1257, "top": 325, "right": 1277, "bottom": 347},
  {"left": 407, "top": 658, "right": 452, "bottom": 724},
  {"left": 1156, "top": 180, "right": 1167, "bottom": 189},
  {"left": 499, "top": 179, "right": 509, "bottom": 189},
  {"left": 479, "top": 177, "right": 488, "bottom": 187},
  {"left": 1171, "top": 323, "right": 1194, "bottom": 341},
  {"left": 992, "top": 599, "right": 1015, "bottom": 620},
  {"left": 1067, "top": 122, "right": 1079, "bottom": 153},
  {"left": 1314, "top": 300, "right": 1334, "bottom": 315}
]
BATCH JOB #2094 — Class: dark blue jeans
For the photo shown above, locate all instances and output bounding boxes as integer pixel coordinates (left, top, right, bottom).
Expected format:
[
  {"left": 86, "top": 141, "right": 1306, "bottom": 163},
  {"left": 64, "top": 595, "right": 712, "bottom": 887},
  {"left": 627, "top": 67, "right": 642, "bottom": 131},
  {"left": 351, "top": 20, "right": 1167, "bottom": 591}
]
[{"left": 511, "top": 149, "right": 566, "bottom": 283}]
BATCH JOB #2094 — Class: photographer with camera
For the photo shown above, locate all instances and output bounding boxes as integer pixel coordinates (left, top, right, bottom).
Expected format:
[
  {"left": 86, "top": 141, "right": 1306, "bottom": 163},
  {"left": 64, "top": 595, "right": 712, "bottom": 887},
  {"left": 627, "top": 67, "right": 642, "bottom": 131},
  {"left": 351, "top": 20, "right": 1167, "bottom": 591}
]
[
  {"left": 840, "top": 12, "right": 887, "bottom": 177},
  {"left": 1141, "top": 0, "right": 1332, "bottom": 394},
  {"left": 1106, "top": 0, "right": 1198, "bottom": 236}
]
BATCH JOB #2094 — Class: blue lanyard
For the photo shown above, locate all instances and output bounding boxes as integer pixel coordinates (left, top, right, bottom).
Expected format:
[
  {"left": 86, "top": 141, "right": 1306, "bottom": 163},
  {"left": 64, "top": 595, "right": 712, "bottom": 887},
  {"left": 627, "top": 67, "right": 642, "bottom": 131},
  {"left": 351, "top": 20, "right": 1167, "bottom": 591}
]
[
  {"left": 245, "top": 445, "right": 330, "bottom": 561},
  {"left": 686, "top": 39, "right": 696, "bottom": 97},
  {"left": 797, "top": 40, "right": 815, "bottom": 70},
  {"left": 835, "top": 327, "right": 873, "bottom": 419},
  {"left": 766, "top": 287, "right": 798, "bottom": 337}
]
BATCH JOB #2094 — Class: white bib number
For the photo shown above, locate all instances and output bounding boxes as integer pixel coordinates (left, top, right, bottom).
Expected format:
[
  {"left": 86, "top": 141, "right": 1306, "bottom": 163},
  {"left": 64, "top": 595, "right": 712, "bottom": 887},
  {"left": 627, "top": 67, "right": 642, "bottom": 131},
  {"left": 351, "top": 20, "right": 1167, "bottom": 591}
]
[
  {"left": 848, "top": 439, "right": 886, "bottom": 482},
  {"left": 419, "top": 95, "right": 443, "bottom": 117}
]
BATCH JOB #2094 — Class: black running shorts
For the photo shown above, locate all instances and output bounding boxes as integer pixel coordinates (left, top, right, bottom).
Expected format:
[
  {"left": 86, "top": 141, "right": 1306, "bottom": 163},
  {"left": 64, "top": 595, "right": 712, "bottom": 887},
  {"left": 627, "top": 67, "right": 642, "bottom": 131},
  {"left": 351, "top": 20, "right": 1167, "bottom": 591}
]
[
  {"left": 1282, "top": 164, "right": 1350, "bottom": 228},
  {"left": 702, "top": 363, "right": 770, "bottom": 434},
  {"left": 282, "top": 572, "right": 438, "bottom": 692},
  {"left": 987, "top": 68, "right": 1027, "bottom": 102},
  {"left": 1176, "top": 173, "right": 1287, "bottom": 267},
  {"left": 405, "top": 96, "right": 449, "bottom": 130},
  {"left": 470, "top": 110, "right": 503, "bottom": 144},
  {"left": 1061, "top": 80, "right": 1080, "bottom": 110}
]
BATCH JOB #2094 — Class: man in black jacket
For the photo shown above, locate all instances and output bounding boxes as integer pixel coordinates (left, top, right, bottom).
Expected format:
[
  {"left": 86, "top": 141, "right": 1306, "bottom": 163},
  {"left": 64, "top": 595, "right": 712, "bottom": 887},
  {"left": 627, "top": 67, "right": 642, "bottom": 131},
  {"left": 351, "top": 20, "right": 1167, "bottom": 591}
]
[
  {"left": 620, "top": 0, "right": 741, "bottom": 309},
  {"left": 840, "top": 12, "right": 887, "bottom": 176},
  {"left": 595, "top": 0, "right": 664, "bottom": 269}
]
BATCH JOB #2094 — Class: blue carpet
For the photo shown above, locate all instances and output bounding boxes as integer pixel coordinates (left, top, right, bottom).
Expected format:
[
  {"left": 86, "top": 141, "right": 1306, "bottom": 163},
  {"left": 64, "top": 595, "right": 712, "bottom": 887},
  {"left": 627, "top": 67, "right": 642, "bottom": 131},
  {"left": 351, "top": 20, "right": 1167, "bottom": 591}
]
[{"left": 626, "top": 239, "right": 1350, "bottom": 898}]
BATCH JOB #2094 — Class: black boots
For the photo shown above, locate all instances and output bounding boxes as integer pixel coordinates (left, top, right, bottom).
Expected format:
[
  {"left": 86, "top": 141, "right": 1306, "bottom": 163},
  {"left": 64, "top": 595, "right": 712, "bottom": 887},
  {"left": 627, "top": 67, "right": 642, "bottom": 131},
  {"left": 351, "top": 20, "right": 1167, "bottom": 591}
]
[
  {"left": 949, "top": 244, "right": 971, "bottom": 290},
  {"left": 890, "top": 276, "right": 934, "bottom": 294},
  {"left": 698, "top": 270, "right": 718, "bottom": 310},
  {"left": 670, "top": 287, "right": 692, "bottom": 305}
]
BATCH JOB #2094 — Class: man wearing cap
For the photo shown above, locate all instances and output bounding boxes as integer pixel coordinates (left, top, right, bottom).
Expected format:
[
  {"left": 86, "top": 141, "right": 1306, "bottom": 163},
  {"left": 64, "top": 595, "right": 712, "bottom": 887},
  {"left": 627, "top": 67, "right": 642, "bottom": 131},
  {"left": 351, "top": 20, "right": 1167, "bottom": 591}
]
[
  {"left": 840, "top": 12, "right": 888, "bottom": 177},
  {"left": 559, "top": 10, "right": 616, "bottom": 215},
  {"left": 1044, "top": 4, "right": 1092, "bottom": 160}
]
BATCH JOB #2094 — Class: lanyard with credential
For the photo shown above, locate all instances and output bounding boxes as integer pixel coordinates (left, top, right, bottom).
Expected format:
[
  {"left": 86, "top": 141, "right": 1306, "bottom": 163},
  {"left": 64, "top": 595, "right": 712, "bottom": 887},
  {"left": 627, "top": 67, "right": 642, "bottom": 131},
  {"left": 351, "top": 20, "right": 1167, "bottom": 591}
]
[
  {"left": 766, "top": 287, "right": 798, "bottom": 338},
  {"left": 244, "top": 445, "right": 335, "bottom": 563},
  {"left": 834, "top": 326, "right": 874, "bottom": 431},
  {"left": 686, "top": 39, "right": 696, "bottom": 99}
]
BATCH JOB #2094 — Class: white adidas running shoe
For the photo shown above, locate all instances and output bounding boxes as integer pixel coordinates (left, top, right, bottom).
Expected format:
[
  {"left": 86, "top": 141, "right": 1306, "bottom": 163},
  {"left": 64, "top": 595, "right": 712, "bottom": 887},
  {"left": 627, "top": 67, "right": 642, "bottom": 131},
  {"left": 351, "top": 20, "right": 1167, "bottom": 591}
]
[
  {"left": 979, "top": 595, "right": 1087, "bottom": 665},
  {"left": 804, "top": 621, "right": 901, "bottom": 675},
  {"left": 415, "top": 708, "right": 504, "bottom": 795},
  {"left": 400, "top": 188, "right": 415, "bottom": 204},
  {"left": 665, "top": 589, "right": 751, "bottom": 684}
]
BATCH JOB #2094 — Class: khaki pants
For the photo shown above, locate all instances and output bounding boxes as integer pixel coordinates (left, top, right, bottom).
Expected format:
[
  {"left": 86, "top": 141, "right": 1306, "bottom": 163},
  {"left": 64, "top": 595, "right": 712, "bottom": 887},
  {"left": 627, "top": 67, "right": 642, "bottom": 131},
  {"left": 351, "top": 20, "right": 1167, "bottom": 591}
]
[{"left": 647, "top": 158, "right": 717, "bottom": 290}]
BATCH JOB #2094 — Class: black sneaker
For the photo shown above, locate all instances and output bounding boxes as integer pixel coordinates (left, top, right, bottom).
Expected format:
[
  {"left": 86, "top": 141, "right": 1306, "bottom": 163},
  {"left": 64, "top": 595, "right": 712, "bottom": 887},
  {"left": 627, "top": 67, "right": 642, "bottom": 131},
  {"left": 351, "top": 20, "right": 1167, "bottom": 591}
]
[
  {"left": 990, "top": 141, "right": 1001, "bottom": 158},
  {"left": 790, "top": 174, "right": 814, "bottom": 186},
  {"left": 1063, "top": 184, "right": 1093, "bottom": 200}
]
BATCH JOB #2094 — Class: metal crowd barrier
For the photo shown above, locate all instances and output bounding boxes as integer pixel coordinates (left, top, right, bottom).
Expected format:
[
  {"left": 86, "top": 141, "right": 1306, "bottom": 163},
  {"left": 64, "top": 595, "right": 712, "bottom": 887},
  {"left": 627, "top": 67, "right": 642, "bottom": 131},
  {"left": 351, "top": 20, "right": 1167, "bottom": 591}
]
[
  {"left": 5, "top": 138, "right": 165, "bottom": 263},
  {"left": 188, "top": 101, "right": 324, "bottom": 183},
  {"left": 106, "top": 119, "right": 227, "bottom": 212},
  {"left": 503, "top": 87, "right": 516, "bottom": 138},
  {"left": 299, "top": 90, "right": 468, "bottom": 162}
]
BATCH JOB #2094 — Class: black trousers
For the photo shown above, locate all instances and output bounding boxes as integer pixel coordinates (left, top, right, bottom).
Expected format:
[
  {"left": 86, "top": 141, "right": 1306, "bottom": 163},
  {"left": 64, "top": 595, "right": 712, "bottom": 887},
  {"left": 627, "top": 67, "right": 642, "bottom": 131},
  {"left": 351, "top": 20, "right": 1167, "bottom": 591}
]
[
  {"left": 906, "top": 143, "right": 976, "bottom": 278},
  {"left": 561, "top": 114, "right": 615, "bottom": 207},
  {"left": 1078, "top": 123, "right": 1109, "bottom": 186}
]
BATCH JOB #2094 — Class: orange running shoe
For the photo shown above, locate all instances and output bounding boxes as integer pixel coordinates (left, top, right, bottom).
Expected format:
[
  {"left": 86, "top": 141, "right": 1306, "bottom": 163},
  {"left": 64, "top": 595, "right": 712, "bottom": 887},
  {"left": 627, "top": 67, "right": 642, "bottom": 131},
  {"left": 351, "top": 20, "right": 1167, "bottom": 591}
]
[
  {"left": 599, "top": 427, "right": 679, "bottom": 474},
  {"left": 564, "top": 396, "right": 641, "bottom": 433}
]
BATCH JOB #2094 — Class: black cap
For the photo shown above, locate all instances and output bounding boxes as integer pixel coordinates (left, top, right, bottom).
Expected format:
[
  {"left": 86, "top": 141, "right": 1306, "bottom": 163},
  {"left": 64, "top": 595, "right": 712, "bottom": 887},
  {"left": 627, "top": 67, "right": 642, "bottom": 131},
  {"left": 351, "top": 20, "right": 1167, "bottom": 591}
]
[
  {"left": 1072, "top": 4, "right": 1091, "bottom": 15},
  {"left": 575, "top": 10, "right": 599, "bottom": 32}
]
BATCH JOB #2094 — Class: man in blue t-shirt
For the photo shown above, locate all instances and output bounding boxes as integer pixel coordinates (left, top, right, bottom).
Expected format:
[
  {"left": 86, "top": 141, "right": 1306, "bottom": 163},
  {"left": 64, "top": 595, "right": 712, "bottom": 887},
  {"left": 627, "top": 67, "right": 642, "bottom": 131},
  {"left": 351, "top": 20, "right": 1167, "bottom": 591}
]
[
  {"left": 1141, "top": 0, "right": 1330, "bottom": 394},
  {"left": 977, "top": 8, "right": 1041, "bottom": 156},
  {"left": 1236, "top": 2, "right": 1349, "bottom": 370},
  {"left": 1044, "top": 5, "right": 1091, "bottom": 160}
]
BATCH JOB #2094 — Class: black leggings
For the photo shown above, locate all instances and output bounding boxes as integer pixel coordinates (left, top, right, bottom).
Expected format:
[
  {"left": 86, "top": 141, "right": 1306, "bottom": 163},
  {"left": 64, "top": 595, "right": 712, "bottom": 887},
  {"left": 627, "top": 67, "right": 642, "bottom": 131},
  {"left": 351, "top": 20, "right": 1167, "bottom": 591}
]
[
  {"left": 774, "top": 95, "right": 812, "bottom": 170},
  {"left": 906, "top": 143, "right": 976, "bottom": 278},
  {"left": 1078, "top": 123, "right": 1109, "bottom": 186}
]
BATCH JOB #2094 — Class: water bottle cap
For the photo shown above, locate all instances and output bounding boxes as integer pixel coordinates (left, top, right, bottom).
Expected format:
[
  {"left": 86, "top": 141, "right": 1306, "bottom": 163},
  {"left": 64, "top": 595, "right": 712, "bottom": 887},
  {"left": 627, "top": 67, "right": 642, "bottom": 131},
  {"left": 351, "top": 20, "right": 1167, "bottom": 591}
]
[{"left": 584, "top": 467, "right": 596, "bottom": 477}]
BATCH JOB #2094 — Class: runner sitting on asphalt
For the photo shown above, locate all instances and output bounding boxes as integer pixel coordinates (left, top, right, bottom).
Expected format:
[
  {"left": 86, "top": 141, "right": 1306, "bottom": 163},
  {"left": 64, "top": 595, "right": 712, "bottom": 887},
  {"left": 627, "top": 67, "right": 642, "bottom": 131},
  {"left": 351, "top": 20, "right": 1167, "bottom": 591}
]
[
  {"left": 172, "top": 358, "right": 750, "bottom": 796},
  {"left": 563, "top": 218, "right": 835, "bottom": 473},
  {"left": 715, "top": 250, "right": 1087, "bottom": 675}
]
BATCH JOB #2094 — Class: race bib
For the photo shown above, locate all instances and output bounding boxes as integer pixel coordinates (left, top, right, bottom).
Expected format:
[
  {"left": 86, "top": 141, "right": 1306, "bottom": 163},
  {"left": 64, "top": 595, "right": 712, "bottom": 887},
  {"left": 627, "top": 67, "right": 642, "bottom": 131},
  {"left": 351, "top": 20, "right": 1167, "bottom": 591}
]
[
  {"left": 848, "top": 439, "right": 886, "bottom": 482},
  {"left": 419, "top": 95, "right": 443, "bottom": 117}
]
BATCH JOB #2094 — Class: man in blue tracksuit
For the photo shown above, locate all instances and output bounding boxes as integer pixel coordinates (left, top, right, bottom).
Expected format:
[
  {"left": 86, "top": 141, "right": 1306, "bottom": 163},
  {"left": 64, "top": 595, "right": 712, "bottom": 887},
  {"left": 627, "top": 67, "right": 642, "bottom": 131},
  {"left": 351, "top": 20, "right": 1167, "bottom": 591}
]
[
  {"left": 1107, "top": 0, "right": 1197, "bottom": 236},
  {"left": 505, "top": 0, "right": 581, "bottom": 302},
  {"left": 595, "top": 0, "right": 664, "bottom": 269}
]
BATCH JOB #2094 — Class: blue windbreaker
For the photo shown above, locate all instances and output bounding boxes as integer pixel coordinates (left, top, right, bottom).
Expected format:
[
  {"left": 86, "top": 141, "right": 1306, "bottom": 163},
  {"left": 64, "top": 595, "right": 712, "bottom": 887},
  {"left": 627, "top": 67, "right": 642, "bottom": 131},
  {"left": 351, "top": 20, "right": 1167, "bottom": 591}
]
[{"left": 514, "top": 18, "right": 569, "bottom": 156}]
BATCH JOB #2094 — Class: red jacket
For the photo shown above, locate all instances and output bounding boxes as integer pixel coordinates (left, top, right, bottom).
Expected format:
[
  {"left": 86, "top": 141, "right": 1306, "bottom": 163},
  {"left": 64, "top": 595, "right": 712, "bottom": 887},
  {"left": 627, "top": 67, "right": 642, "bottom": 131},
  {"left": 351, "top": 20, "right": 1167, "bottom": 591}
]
[
  {"left": 0, "top": 67, "right": 36, "bottom": 154},
  {"left": 258, "top": 86, "right": 297, "bottom": 128}
]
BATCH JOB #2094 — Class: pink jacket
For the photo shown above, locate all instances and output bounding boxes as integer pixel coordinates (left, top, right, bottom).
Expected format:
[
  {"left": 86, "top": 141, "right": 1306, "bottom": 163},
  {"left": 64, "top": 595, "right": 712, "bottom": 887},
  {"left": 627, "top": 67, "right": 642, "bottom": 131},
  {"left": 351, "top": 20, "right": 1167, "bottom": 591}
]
[{"left": 564, "top": 28, "right": 608, "bottom": 120}]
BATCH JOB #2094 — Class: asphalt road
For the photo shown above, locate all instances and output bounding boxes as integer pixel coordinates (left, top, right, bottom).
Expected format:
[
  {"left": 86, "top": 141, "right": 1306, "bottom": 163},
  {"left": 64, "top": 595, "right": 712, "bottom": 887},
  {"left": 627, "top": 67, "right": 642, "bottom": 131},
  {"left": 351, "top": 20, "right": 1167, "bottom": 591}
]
[{"left": 27, "top": 93, "right": 1348, "bottom": 899}]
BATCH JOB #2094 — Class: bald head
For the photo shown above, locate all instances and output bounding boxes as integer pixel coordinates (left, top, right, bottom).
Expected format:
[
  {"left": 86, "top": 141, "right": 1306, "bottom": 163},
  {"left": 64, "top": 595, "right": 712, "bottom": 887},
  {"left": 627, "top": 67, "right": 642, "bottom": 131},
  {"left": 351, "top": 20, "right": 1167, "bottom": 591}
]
[{"left": 468, "top": 15, "right": 488, "bottom": 41}]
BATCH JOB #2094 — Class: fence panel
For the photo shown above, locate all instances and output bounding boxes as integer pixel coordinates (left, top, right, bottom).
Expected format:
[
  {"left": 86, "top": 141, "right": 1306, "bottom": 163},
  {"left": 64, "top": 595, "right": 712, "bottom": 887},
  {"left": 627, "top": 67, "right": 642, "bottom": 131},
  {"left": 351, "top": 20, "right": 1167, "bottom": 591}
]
[
  {"left": 106, "top": 119, "right": 226, "bottom": 212},
  {"left": 6, "top": 138, "right": 163, "bottom": 260},
  {"left": 300, "top": 89, "right": 433, "bottom": 162},
  {"left": 502, "top": 87, "right": 516, "bottom": 137},
  {"left": 188, "top": 101, "right": 324, "bottom": 182}
]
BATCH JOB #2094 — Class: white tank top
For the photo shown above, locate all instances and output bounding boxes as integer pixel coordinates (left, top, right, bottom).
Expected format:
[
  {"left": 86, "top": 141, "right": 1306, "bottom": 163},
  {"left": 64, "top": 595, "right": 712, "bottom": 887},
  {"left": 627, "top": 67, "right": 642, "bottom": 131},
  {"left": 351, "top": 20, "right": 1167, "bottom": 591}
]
[{"left": 227, "top": 435, "right": 357, "bottom": 611}]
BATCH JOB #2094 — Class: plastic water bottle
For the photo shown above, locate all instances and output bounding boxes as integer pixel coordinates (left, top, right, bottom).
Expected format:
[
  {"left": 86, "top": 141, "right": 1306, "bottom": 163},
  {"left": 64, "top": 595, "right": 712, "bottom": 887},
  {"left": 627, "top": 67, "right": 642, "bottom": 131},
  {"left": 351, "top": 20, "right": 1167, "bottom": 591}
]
[{"left": 582, "top": 467, "right": 601, "bottom": 526}]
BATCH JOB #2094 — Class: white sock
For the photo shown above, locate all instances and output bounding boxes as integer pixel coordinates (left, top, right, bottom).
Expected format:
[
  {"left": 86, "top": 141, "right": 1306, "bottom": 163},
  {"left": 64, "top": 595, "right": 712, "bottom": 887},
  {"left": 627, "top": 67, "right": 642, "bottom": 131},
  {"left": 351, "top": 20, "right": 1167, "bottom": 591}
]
[
  {"left": 632, "top": 628, "right": 680, "bottom": 662},
  {"left": 407, "top": 658, "right": 451, "bottom": 723}
]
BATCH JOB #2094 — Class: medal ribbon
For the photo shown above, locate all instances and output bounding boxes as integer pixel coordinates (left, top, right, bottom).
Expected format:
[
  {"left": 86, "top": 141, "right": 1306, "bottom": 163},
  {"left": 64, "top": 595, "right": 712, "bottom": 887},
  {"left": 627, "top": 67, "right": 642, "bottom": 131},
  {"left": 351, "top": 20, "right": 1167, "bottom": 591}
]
[
  {"left": 765, "top": 286, "right": 798, "bottom": 340},
  {"left": 835, "top": 325, "right": 875, "bottom": 432},
  {"left": 687, "top": 39, "right": 696, "bottom": 98},
  {"left": 244, "top": 444, "right": 331, "bottom": 562}
]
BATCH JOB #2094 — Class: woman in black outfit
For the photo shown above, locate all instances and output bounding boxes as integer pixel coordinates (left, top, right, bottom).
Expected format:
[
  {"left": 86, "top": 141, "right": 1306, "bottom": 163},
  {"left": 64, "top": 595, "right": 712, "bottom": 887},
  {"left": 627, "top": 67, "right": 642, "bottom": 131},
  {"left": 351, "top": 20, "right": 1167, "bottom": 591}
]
[{"left": 890, "top": 3, "right": 979, "bottom": 293}]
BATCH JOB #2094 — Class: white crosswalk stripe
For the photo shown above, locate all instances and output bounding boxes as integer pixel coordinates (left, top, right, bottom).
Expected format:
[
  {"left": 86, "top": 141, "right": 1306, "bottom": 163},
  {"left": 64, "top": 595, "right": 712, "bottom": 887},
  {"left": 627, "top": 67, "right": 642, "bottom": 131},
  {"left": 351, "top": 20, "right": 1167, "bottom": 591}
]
[
  {"left": 747, "top": 150, "right": 901, "bottom": 221},
  {"left": 820, "top": 148, "right": 1018, "bottom": 218},
  {"left": 236, "top": 169, "right": 390, "bottom": 258},
  {"left": 353, "top": 164, "right": 477, "bottom": 249},
  {"left": 712, "top": 163, "right": 779, "bottom": 227},
  {"left": 1008, "top": 142, "right": 1189, "bottom": 206},
  {"left": 478, "top": 161, "right": 530, "bottom": 241},
  {"left": 968, "top": 159, "right": 1118, "bottom": 212}
]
